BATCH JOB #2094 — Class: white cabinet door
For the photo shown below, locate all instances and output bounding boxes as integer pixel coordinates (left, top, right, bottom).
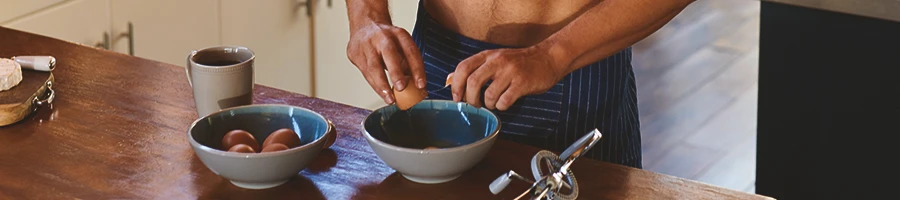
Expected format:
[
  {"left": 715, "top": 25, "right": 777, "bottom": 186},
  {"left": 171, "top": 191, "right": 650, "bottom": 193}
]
[
  {"left": 220, "top": 0, "right": 313, "bottom": 95},
  {"left": 0, "top": 0, "right": 68, "bottom": 23},
  {"left": 110, "top": 0, "right": 220, "bottom": 67},
  {"left": 313, "top": 0, "right": 375, "bottom": 109},
  {"left": 3, "top": 0, "right": 109, "bottom": 48},
  {"left": 388, "top": 1, "right": 419, "bottom": 32},
  {"left": 314, "top": 0, "right": 418, "bottom": 110}
]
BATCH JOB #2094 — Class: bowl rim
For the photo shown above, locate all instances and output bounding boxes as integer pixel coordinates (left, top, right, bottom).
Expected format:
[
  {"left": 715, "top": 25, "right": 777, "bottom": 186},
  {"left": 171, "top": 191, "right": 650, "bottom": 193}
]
[
  {"left": 187, "top": 104, "right": 332, "bottom": 158},
  {"left": 359, "top": 99, "right": 501, "bottom": 153}
]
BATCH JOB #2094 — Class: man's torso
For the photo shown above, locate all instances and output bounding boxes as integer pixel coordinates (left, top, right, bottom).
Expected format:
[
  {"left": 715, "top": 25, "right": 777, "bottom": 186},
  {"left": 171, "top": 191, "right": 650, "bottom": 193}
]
[{"left": 423, "top": 0, "right": 601, "bottom": 47}]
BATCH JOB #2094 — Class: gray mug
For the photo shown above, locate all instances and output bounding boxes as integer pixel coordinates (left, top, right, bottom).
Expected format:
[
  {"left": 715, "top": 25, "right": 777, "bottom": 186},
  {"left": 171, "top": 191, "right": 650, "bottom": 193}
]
[{"left": 186, "top": 46, "right": 255, "bottom": 117}]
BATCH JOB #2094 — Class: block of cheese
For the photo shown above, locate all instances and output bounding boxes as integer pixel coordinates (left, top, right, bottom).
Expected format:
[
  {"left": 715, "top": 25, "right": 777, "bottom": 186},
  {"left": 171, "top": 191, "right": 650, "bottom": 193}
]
[{"left": 1, "top": 58, "right": 23, "bottom": 91}]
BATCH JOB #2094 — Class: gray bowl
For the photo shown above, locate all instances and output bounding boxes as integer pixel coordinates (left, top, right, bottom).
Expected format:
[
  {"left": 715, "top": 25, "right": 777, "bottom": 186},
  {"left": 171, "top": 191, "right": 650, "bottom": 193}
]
[
  {"left": 361, "top": 100, "right": 500, "bottom": 184},
  {"left": 188, "top": 104, "right": 336, "bottom": 189}
]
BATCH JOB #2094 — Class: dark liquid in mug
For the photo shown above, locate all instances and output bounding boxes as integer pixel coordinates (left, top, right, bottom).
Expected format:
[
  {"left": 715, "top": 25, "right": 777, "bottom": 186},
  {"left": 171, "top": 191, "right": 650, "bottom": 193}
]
[{"left": 201, "top": 60, "right": 243, "bottom": 67}]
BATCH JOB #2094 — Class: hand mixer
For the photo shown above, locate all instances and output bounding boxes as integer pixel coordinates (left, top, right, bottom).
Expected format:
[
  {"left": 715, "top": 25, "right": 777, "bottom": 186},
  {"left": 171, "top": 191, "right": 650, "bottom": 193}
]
[{"left": 488, "top": 129, "right": 603, "bottom": 200}]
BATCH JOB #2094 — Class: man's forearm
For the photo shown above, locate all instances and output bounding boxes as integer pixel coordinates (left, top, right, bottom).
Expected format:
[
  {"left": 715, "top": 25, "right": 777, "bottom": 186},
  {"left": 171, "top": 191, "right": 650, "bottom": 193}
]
[
  {"left": 540, "top": 0, "right": 694, "bottom": 73},
  {"left": 347, "top": 0, "right": 393, "bottom": 34}
]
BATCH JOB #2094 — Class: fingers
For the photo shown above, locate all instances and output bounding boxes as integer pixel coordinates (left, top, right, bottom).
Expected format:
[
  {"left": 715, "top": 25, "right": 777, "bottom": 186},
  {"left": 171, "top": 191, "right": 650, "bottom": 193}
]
[
  {"left": 483, "top": 77, "right": 510, "bottom": 110},
  {"left": 393, "top": 29, "right": 427, "bottom": 89},
  {"left": 496, "top": 84, "right": 524, "bottom": 111},
  {"left": 465, "top": 62, "right": 496, "bottom": 108},
  {"left": 362, "top": 52, "right": 394, "bottom": 104},
  {"left": 453, "top": 52, "right": 487, "bottom": 102},
  {"left": 349, "top": 25, "right": 424, "bottom": 105},
  {"left": 380, "top": 39, "right": 409, "bottom": 92},
  {"left": 371, "top": 69, "right": 395, "bottom": 104}
]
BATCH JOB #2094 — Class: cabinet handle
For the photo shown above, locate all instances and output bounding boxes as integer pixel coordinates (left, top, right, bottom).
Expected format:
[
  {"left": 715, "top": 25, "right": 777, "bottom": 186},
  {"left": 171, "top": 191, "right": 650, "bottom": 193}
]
[
  {"left": 115, "top": 22, "right": 135, "bottom": 56},
  {"left": 111, "top": 22, "right": 134, "bottom": 56},
  {"left": 296, "top": 0, "right": 330, "bottom": 16},
  {"left": 94, "top": 32, "right": 110, "bottom": 50},
  {"left": 296, "top": 0, "right": 313, "bottom": 17}
]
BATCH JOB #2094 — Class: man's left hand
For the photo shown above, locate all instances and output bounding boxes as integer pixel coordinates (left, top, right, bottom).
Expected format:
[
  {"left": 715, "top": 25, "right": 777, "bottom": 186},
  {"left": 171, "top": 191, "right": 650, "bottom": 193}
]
[{"left": 450, "top": 46, "right": 569, "bottom": 111}]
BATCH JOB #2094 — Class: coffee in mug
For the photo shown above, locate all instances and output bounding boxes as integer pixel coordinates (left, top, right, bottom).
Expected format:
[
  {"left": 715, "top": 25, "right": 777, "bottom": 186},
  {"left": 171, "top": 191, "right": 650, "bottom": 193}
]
[{"left": 186, "top": 46, "right": 255, "bottom": 117}]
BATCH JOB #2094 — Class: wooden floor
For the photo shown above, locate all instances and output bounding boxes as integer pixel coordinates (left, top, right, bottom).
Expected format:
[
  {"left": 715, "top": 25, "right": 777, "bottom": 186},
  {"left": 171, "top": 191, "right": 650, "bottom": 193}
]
[{"left": 633, "top": 0, "right": 759, "bottom": 193}]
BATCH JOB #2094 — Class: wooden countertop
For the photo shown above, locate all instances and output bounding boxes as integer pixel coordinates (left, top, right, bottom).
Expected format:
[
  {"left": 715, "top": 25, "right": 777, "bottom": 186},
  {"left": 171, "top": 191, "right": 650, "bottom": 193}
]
[{"left": 0, "top": 26, "right": 773, "bottom": 200}]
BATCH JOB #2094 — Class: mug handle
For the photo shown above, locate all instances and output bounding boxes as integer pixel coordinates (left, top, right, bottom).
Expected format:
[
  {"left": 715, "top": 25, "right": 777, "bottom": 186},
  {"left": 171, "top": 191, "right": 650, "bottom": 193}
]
[{"left": 185, "top": 50, "right": 196, "bottom": 88}]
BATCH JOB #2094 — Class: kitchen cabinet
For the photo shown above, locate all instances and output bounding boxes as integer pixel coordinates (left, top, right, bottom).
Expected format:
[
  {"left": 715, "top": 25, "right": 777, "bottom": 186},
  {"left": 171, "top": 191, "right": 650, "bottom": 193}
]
[
  {"left": 312, "top": 0, "right": 376, "bottom": 109},
  {"left": 2, "top": 0, "right": 109, "bottom": 49},
  {"left": 220, "top": 0, "right": 313, "bottom": 95},
  {"left": 0, "top": 0, "right": 67, "bottom": 23},
  {"left": 110, "top": 0, "right": 220, "bottom": 67},
  {"left": 2, "top": 0, "right": 220, "bottom": 67}
]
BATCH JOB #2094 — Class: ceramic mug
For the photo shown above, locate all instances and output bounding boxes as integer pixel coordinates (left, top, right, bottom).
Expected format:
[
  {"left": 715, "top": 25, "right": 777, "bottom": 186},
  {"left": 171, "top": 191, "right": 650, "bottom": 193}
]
[{"left": 186, "top": 45, "right": 255, "bottom": 117}]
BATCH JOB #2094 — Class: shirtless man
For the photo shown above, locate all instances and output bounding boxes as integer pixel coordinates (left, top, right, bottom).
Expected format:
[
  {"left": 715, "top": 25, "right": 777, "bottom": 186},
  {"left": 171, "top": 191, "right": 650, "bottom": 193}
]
[{"left": 346, "top": 0, "right": 695, "bottom": 168}]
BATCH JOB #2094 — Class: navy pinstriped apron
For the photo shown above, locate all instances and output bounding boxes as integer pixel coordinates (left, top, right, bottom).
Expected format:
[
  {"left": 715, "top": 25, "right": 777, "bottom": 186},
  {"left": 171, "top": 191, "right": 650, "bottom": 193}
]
[{"left": 411, "top": 3, "right": 642, "bottom": 168}]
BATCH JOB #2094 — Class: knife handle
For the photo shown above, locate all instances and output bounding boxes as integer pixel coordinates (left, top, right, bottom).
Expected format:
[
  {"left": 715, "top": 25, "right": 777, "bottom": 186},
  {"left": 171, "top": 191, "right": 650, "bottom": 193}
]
[{"left": 12, "top": 56, "right": 56, "bottom": 72}]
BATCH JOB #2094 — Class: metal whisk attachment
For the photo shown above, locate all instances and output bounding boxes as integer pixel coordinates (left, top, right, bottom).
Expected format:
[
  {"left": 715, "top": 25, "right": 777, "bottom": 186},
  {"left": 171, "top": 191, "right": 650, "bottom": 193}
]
[{"left": 488, "top": 129, "right": 602, "bottom": 200}]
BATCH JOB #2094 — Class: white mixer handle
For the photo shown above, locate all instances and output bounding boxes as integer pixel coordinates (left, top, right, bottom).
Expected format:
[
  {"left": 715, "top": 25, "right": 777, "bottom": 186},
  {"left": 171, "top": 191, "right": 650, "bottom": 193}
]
[
  {"left": 489, "top": 170, "right": 535, "bottom": 195},
  {"left": 489, "top": 173, "right": 512, "bottom": 194}
]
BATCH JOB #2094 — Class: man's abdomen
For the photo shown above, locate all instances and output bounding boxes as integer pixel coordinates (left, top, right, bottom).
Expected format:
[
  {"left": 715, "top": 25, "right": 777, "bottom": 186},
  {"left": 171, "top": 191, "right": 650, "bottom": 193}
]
[{"left": 422, "top": 0, "right": 600, "bottom": 47}]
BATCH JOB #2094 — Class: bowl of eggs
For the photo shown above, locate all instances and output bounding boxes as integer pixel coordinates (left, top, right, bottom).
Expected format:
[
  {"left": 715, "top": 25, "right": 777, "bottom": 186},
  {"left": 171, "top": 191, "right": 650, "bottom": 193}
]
[
  {"left": 187, "top": 104, "right": 336, "bottom": 189},
  {"left": 361, "top": 99, "right": 500, "bottom": 184}
]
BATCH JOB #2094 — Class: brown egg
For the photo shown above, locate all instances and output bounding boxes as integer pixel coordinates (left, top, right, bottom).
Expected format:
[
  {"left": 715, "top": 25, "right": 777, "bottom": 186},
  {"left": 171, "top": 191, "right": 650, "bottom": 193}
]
[
  {"left": 261, "top": 143, "right": 290, "bottom": 153},
  {"left": 393, "top": 80, "right": 427, "bottom": 110},
  {"left": 227, "top": 144, "right": 256, "bottom": 153},
  {"left": 263, "top": 128, "right": 302, "bottom": 149},
  {"left": 222, "top": 130, "right": 259, "bottom": 152}
]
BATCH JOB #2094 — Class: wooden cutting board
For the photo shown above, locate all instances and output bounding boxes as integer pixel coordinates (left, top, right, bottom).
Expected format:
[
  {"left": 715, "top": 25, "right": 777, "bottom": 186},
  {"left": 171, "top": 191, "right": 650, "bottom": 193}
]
[{"left": 0, "top": 69, "right": 52, "bottom": 126}]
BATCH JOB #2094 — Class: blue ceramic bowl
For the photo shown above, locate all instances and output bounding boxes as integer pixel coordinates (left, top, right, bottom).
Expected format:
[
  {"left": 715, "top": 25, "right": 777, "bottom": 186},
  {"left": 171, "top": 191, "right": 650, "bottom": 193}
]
[
  {"left": 361, "top": 100, "right": 500, "bottom": 183},
  {"left": 188, "top": 104, "right": 335, "bottom": 189}
]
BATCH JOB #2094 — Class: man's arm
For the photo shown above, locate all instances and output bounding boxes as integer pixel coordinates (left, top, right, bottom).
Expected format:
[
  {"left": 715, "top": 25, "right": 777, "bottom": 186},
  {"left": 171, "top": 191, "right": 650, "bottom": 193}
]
[
  {"left": 541, "top": 0, "right": 695, "bottom": 73},
  {"left": 347, "top": 0, "right": 392, "bottom": 35}
]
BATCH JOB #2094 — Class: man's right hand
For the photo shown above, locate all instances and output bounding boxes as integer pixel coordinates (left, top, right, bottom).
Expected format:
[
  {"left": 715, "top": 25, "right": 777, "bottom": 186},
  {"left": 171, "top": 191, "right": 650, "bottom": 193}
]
[{"left": 346, "top": 22, "right": 425, "bottom": 104}]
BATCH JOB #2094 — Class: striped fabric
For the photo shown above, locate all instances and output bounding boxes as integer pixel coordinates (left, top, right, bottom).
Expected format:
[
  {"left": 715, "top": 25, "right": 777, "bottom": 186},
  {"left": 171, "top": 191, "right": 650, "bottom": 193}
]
[{"left": 410, "top": 3, "right": 642, "bottom": 168}]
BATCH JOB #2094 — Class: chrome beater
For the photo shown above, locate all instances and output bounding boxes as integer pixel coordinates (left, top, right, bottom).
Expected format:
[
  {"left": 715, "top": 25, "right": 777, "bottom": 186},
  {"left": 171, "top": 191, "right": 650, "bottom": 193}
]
[{"left": 488, "top": 129, "right": 603, "bottom": 200}]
